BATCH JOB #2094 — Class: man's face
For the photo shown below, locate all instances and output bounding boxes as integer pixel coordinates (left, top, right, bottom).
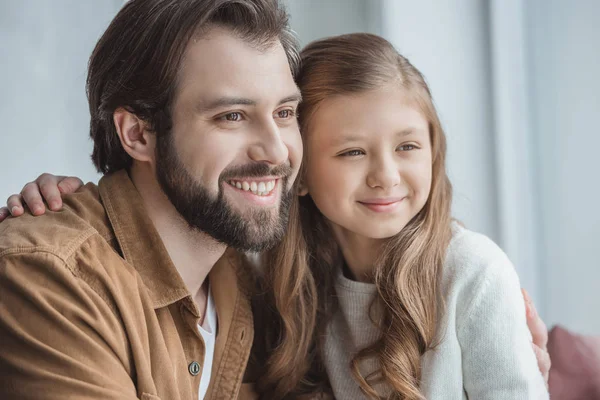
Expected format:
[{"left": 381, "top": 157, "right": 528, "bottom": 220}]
[{"left": 155, "top": 26, "right": 302, "bottom": 252}]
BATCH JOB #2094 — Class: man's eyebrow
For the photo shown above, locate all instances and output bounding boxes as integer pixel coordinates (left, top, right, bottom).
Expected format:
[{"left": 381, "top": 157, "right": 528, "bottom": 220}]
[
  {"left": 197, "top": 97, "right": 257, "bottom": 113},
  {"left": 197, "top": 92, "right": 302, "bottom": 114},
  {"left": 278, "top": 92, "right": 302, "bottom": 106}
]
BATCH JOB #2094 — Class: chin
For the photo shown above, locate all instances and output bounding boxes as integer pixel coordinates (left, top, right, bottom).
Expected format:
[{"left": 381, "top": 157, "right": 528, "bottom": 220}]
[{"left": 360, "top": 227, "right": 404, "bottom": 240}]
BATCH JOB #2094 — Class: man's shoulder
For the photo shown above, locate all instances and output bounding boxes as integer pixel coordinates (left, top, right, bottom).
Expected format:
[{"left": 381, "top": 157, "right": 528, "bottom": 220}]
[
  {"left": 0, "top": 182, "right": 142, "bottom": 318},
  {"left": 0, "top": 182, "right": 113, "bottom": 259},
  {"left": 0, "top": 182, "right": 130, "bottom": 295}
]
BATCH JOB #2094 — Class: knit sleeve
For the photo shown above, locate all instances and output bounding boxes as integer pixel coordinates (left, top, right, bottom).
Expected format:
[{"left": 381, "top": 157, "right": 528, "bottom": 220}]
[{"left": 457, "top": 253, "right": 549, "bottom": 399}]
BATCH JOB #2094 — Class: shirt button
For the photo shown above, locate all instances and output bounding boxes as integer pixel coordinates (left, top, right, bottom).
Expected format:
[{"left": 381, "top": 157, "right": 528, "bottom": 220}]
[{"left": 188, "top": 361, "right": 201, "bottom": 376}]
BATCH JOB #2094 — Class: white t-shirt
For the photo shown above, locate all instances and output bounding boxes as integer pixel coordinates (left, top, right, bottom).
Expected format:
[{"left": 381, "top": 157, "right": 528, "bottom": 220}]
[{"left": 197, "top": 285, "right": 217, "bottom": 399}]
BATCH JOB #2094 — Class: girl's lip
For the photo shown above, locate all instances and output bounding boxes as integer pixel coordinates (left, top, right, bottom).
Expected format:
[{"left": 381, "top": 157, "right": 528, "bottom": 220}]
[
  {"left": 358, "top": 197, "right": 405, "bottom": 205},
  {"left": 358, "top": 198, "right": 404, "bottom": 213}
]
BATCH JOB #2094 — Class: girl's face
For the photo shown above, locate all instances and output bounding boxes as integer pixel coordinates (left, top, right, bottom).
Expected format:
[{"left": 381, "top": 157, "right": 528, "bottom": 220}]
[{"left": 302, "top": 85, "right": 432, "bottom": 240}]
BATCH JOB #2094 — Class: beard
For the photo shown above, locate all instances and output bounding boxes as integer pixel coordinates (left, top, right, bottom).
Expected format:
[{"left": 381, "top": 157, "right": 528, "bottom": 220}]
[{"left": 155, "top": 134, "right": 293, "bottom": 252}]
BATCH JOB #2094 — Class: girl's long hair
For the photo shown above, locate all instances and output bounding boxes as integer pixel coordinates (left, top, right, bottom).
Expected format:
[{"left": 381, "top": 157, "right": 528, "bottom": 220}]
[{"left": 254, "top": 33, "right": 453, "bottom": 399}]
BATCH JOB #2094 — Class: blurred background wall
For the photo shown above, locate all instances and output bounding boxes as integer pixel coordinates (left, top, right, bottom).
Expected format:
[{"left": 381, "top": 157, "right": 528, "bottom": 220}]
[{"left": 0, "top": 0, "right": 598, "bottom": 334}]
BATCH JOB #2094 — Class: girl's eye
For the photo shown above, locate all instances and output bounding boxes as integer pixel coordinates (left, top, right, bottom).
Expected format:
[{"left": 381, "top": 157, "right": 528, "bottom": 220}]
[
  {"left": 219, "top": 112, "right": 242, "bottom": 122},
  {"left": 277, "top": 109, "right": 295, "bottom": 119},
  {"left": 339, "top": 149, "right": 365, "bottom": 157},
  {"left": 397, "top": 144, "right": 417, "bottom": 151}
]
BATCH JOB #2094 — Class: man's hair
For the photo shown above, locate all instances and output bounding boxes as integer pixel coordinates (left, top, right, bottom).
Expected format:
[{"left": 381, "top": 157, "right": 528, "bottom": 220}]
[{"left": 87, "top": 0, "right": 300, "bottom": 174}]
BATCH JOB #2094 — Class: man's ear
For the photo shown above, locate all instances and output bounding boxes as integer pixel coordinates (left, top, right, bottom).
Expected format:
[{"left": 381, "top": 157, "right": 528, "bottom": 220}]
[{"left": 113, "top": 108, "right": 156, "bottom": 165}]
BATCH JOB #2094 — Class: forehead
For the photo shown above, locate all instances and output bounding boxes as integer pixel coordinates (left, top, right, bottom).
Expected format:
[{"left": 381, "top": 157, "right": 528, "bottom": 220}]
[
  {"left": 175, "top": 26, "right": 297, "bottom": 104},
  {"left": 309, "top": 86, "right": 429, "bottom": 143}
]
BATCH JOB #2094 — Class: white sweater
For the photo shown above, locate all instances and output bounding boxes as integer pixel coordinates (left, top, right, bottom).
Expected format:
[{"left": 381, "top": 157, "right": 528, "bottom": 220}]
[{"left": 322, "top": 223, "right": 549, "bottom": 399}]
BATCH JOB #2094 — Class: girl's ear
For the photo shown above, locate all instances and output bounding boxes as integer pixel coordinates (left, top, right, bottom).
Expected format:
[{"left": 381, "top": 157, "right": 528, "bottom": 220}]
[
  {"left": 297, "top": 180, "right": 309, "bottom": 196},
  {"left": 296, "top": 164, "right": 309, "bottom": 196}
]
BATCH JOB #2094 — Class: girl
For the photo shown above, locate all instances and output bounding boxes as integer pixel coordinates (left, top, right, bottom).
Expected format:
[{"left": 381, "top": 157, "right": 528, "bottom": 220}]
[
  {"left": 288, "top": 33, "right": 548, "bottom": 399},
  {"left": 4, "top": 33, "right": 548, "bottom": 399}
]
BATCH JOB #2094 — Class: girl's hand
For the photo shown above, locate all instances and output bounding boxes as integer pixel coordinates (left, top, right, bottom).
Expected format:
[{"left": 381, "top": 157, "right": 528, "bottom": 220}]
[
  {"left": 0, "top": 174, "right": 84, "bottom": 222},
  {"left": 523, "top": 289, "right": 551, "bottom": 386}
]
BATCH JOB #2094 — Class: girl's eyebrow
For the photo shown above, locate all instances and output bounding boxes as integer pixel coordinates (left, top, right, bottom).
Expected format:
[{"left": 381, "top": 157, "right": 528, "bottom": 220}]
[
  {"left": 396, "top": 127, "right": 423, "bottom": 137},
  {"left": 330, "top": 127, "right": 422, "bottom": 147},
  {"left": 329, "top": 134, "right": 364, "bottom": 147}
]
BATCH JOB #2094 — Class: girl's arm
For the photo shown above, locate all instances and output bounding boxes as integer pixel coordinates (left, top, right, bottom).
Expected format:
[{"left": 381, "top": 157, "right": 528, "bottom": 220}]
[{"left": 458, "top": 246, "right": 549, "bottom": 399}]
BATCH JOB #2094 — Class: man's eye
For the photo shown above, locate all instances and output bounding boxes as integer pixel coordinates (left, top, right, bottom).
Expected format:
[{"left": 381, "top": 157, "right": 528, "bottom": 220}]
[
  {"left": 277, "top": 109, "right": 295, "bottom": 119},
  {"left": 220, "top": 112, "right": 242, "bottom": 122}
]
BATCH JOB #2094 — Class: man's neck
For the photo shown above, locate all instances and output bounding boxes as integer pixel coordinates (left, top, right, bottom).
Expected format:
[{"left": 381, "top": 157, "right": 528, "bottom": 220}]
[{"left": 129, "top": 164, "right": 226, "bottom": 306}]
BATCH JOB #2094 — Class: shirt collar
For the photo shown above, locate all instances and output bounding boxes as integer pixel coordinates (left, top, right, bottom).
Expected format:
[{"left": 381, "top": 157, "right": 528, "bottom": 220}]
[{"left": 99, "top": 170, "right": 191, "bottom": 309}]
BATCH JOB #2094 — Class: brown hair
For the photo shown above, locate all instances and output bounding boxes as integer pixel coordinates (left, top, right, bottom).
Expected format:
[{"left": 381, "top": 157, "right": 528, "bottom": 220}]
[
  {"left": 251, "top": 196, "right": 320, "bottom": 399},
  {"left": 292, "top": 33, "right": 454, "bottom": 398},
  {"left": 86, "top": 0, "right": 300, "bottom": 174},
  {"left": 85, "top": 1, "right": 315, "bottom": 397}
]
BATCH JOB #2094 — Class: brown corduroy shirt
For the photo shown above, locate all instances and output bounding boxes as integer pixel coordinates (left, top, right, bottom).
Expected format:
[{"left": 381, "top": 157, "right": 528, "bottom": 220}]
[{"left": 0, "top": 170, "right": 258, "bottom": 400}]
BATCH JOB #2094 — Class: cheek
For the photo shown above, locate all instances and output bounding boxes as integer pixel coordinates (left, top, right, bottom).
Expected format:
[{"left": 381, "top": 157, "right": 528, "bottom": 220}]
[
  {"left": 283, "top": 125, "right": 303, "bottom": 186},
  {"left": 411, "top": 159, "right": 433, "bottom": 203},
  {"left": 306, "top": 158, "right": 357, "bottom": 216},
  {"left": 305, "top": 159, "right": 332, "bottom": 199},
  {"left": 173, "top": 126, "right": 234, "bottom": 183}
]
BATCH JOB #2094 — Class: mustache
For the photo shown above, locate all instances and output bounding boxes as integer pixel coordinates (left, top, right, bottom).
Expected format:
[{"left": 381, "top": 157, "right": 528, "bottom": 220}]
[{"left": 219, "top": 162, "right": 293, "bottom": 182}]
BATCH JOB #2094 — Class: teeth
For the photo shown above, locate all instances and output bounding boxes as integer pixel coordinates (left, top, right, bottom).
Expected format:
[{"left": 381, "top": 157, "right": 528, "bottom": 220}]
[{"left": 230, "top": 179, "right": 277, "bottom": 196}]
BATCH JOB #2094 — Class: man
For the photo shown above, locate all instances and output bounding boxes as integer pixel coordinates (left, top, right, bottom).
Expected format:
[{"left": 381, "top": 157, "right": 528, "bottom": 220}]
[
  {"left": 0, "top": 0, "right": 302, "bottom": 398},
  {"left": 0, "top": 0, "right": 550, "bottom": 399}
]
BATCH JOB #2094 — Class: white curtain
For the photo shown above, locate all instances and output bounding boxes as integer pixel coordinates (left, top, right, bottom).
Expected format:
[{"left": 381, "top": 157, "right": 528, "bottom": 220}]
[{"left": 377, "top": 0, "right": 600, "bottom": 334}]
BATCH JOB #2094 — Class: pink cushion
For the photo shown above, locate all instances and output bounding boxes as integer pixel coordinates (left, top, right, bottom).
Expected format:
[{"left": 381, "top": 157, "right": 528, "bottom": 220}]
[{"left": 548, "top": 325, "right": 600, "bottom": 400}]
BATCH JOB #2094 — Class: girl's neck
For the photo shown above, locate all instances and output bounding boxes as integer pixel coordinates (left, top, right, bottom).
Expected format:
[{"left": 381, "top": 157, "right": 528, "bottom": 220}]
[{"left": 331, "top": 225, "right": 385, "bottom": 283}]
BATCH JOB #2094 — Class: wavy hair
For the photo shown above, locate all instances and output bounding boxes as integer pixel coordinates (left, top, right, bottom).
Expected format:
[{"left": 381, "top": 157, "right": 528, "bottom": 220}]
[
  {"left": 296, "top": 33, "right": 453, "bottom": 399},
  {"left": 254, "top": 32, "right": 453, "bottom": 399}
]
